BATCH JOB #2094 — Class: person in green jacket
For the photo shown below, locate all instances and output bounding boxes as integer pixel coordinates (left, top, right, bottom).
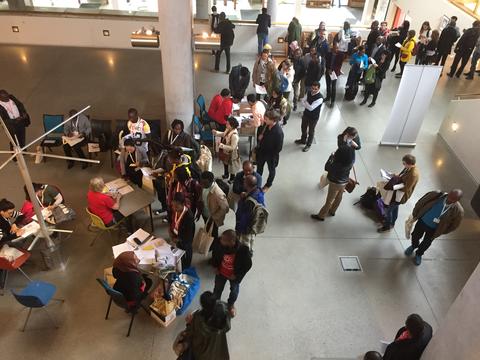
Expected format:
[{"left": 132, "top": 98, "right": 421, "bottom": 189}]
[{"left": 287, "top": 17, "right": 302, "bottom": 56}]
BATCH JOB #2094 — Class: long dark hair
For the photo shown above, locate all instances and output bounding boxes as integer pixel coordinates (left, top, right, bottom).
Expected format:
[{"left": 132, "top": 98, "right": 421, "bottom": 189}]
[{"left": 207, "top": 302, "right": 229, "bottom": 330}]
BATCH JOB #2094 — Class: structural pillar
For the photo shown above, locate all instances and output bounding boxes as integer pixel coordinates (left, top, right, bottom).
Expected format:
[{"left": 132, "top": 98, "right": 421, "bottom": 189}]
[
  {"left": 361, "top": 0, "right": 376, "bottom": 24},
  {"left": 295, "top": 0, "right": 302, "bottom": 19},
  {"left": 158, "top": 0, "right": 195, "bottom": 132},
  {"left": 196, "top": 0, "right": 209, "bottom": 19},
  {"left": 267, "top": 0, "right": 278, "bottom": 23}
]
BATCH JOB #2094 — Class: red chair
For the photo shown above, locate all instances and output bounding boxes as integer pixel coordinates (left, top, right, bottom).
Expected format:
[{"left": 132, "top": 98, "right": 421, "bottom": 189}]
[{"left": 0, "top": 248, "right": 32, "bottom": 296}]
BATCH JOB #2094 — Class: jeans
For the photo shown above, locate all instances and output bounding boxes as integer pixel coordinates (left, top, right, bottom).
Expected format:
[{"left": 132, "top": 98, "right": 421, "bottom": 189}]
[
  {"left": 411, "top": 219, "right": 436, "bottom": 256},
  {"left": 256, "top": 155, "right": 278, "bottom": 188},
  {"left": 300, "top": 115, "right": 319, "bottom": 146},
  {"left": 325, "top": 76, "right": 337, "bottom": 103},
  {"left": 318, "top": 182, "right": 346, "bottom": 218},
  {"left": 213, "top": 274, "right": 240, "bottom": 307},
  {"left": 466, "top": 51, "right": 480, "bottom": 76},
  {"left": 384, "top": 202, "right": 400, "bottom": 227},
  {"left": 449, "top": 51, "right": 472, "bottom": 76},
  {"left": 257, "top": 33, "right": 268, "bottom": 55},
  {"left": 215, "top": 46, "right": 231, "bottom": 72}
]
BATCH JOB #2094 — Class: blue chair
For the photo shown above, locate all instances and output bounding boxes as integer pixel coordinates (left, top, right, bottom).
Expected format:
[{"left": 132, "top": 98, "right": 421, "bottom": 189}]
[
  {"left": 96, "top": 278, "right": 148, "bottom": 337},
  {"left": 11, "top": 281, "right": 64, "bottom": 332},
  {"left": 41, "top": 114, "right": 65, "bottom": 161},
  {"left": 193, "top": 115, "right": 214, "bottom": 143},
  {"left": 196, "top": 94, "right": 207, "bottom": 124}
]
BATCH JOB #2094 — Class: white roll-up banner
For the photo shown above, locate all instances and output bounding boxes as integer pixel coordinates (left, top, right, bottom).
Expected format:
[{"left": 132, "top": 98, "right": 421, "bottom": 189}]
[{"left": 380, "top": 64, "right": 442, "bottom": 147}]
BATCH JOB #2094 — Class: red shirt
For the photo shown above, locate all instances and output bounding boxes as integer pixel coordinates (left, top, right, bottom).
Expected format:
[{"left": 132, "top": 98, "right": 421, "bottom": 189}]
[
  {"left": 208, "top": 95, "right": 232, "bottom": 125},
  {"left": 87, "top": 190, "right": 115, "bottom": 225},
  {"left": 219, "top": 253, "right": 236, "bottom": 278}
]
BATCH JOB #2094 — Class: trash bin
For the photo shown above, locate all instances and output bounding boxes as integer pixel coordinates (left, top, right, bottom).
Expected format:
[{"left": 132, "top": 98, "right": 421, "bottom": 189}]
[{"left": 40, "top": 242, "right": 64, "bottom": 270}]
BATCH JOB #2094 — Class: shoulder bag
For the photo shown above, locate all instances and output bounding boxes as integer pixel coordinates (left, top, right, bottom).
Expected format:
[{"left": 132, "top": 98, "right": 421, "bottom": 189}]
[
  {"left": 218, "top": 131, "right": 232, "bottom": 163},
  {"left": 345, "top": 166, "right": 359, "bottom": 193},
  {"left": 250, "top": 125, "right": 267, "bottom": 163}
]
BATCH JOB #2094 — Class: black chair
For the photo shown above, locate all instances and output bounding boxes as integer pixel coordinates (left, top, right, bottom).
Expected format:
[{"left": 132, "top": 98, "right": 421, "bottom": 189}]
[{"left": 90, "top": 119, "right": 113, "bottom": 167}]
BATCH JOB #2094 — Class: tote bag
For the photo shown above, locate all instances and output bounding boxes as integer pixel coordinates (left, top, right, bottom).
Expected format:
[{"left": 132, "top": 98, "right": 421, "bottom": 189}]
[{"left": 192, "top": 220, "right": 214, "bottom": 255}]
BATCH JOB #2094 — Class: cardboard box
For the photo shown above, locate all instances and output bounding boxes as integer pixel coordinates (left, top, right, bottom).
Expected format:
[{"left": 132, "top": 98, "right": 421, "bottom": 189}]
[{"left": 150, "top": 305, "right": 176, "bottom": 327}]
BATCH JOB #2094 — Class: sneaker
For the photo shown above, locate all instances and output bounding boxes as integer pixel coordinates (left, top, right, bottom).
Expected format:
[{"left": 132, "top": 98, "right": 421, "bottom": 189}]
[
  {"left": 377, "top": 225, "right": 391, "bottom": 233},
  {"left": 359, "top": 100, "right": 367, "bottom": 106},
  {"left": 310, "top": 214, "right": 324, "bottom": 221},
  {"left": 368, "top": 102, "right": 376, "bottom": 108},
  {"left": 328, "top": 212, "right": 335, "bottom": 216},
  {"left": 302, "top": 145, "right": 311, "bottom": 152},
  {"left": 404, "top": 245, "right": 414, "bottom": 256},
  {"left": 466, "top": 75, "right": 474, "bottom": 80},
  {"left": 294, "top": 139, "right": 306, "bottom": 145},
  {"left": 414, "top": 255, "right": 422, "bottom": 266}
]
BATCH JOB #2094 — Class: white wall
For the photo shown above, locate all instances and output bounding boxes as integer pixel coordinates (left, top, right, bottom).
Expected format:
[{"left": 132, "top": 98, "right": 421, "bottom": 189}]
[
  {"left": 421, "top": 263, "right": 480, "bottom": 359},
  {"left": 438, "top": 98, "right": 480, "bottom": 185},
  {"left": 390, "top": 0, "right": 476, "bottom": 33}
]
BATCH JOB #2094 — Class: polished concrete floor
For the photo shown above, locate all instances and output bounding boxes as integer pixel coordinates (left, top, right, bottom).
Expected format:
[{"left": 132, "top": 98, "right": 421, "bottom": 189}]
[{"left": 0, "top": 44, "right": 479, "bottom": 360}]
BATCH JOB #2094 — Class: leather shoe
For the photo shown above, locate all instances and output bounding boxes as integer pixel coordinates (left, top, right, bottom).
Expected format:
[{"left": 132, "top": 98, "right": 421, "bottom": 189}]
[
  {"left": 302, "top": 145, "right": 311, "bottom": 152},
  {"left": 294, "top": 139, "right": 306, "bottom": 145},
  {"left": 404, "top": 245, "right": 414, "bottom": 256},
  {"left": 310, "top": 214, "right": 324, "bottom": 221}
]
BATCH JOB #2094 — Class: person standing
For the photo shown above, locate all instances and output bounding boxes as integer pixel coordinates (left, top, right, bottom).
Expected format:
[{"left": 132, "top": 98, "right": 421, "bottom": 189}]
[
  {"left": 337, "top": 127, "right": 361, "bottom": 154},
  {"left": 229, "top": 65, "right": 250, "bottom": 101},
  {"left": 292, "top": 48, "right": 306, "bottom": 111},
  {"left": 371, "top": 36, "right": 387, "bottom": 63},
  {"left": 311, "top": 146, "right": 355, "bottom": 221},
  {"left": 295, "top": 81, "right": 323, "bottom": 152},
  {"left": 278, "top": 59, "right": 295, "bottom": 124},
  {"left": 336, "top": 21, "right": 352, "bottom": 58},
  {"left": 214, "top": 12, "right": 235, "bottom": 74},
  {"left": 63, "top": 109, "right": 91, "bottom": 169},
  {"left": 389, "top": 20, "right": 410, "bottom": 72},
  {"left": 252, "top": 49, "right": 276, "bottom": 100},
  {"left": 415, "top": 21, "right": 432, "bottom": 65},
  {"left": 360, "top": 51, "right": 390, "bottom": 107},
  {"left": 235, "top": 175, "right": 265, "bottom": 252},
  {"left": 464, "top": 37, "right": 480, "bottom": 79},
  {"left": 267, "top": 89, "right": 288, "bottom": 125},
  {"left": 447, "top": 20, "right": 480, "bottom": 78},
  {"left": 405, "top": 189, "right": 464, "bottom": 266},
  {"left": 346, "top": 46, "right": 368, "bottom": 90},
  {"left": 423, "top": 30, "right": 440, "bottom": 65},
  {"left": 395, "top": 30, "right": 416, "bottom": 78},
  {"left": 229, "top": 160, "right": 262, "bottom": 211},
  {"left": 325, "top": 42, "right": 344, "bottom": 108},
  {"left": 170, "top": 192, "right": 195, "bottom": 269},
  {"left": 213, "top": 117, "right": 242, "bottom": 182},
  {"left": 209, "top": 6, "right": 219, "bottom": 34},
  {"left": 0, "top": 89, "right": 30, "bottom": 150},
  {"left": 435, "top": 18, "right": 460, "bottom": 68},
  {"left": 163, "top": 119, "right": 200, "bottom": 160},
  {"left": 255, "top": 110, "right": 284, "bottom": 193},
  {"left": 304, "top": 50, "right": 325, "bottom": 94},
  {"left": 287, "top": 17, "right": 302, "bottom": 56},
  {"left": 256, "top": 7, "right": 271, "bottom": 55},
  {"left": 379, "top": 21, "right": 390, "bottom": 38},
  {"left": 365, "top": 21, "right": 381, "bottom": 56},
  {"left": 311, "top": 22, "right": 329, "bottom": 57},
  {"left": 212, "top": 229, "right": 252, "bottom": 317},
  {"left": 207, "top": 89, "right": 233, "bottom": 131},
  {"left": 126, "top": 108, "right": 150, "bottom": 152},
  {"left": 378, "top": 154, "right": 419, "bottom": 232},
  {"left": 245, "top": 94, "right": 266, "bottom": 128}
]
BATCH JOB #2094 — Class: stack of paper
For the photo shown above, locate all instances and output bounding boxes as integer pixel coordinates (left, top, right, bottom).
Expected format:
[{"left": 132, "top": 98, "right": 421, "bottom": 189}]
[
  {"left": 21, "top": 221, "right": 41, "bottom": 238},
  {"left": 106, "top": 178, "right": 134, "bottom": 195},
  {"left": 126, "top": 228, "right": 154, "bottom": 248},
  {"left": 255, "top": 84, "right": 267, "bottom": 95},
  {"left": 62, "top": 135, "right": 84, "bottom": 147}
]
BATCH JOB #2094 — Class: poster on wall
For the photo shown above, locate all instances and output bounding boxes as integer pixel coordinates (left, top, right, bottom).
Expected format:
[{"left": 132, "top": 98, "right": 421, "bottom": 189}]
[{"left": 439, "top": 15, "right": 450, "bottom": 31}]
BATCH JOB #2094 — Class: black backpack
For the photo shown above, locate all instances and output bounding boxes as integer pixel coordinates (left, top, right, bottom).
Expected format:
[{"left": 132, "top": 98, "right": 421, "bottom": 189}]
[
  {"left": 215, "top": 178, "right": 230, "bottom": 196},
  {"left": 358, "top": 187, "right": 380, "bottom": 210}
]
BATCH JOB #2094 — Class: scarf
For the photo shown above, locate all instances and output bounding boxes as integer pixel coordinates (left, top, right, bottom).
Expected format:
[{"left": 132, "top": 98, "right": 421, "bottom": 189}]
[{"left": 113, "top": 251, "right": 140, "bottom": 273}]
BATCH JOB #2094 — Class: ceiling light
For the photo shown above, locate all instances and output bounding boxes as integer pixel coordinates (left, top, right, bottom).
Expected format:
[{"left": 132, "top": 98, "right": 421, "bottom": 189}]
[
  {"left": 12, "top": 26, "right": 19, "bottom": 33},
  {"left": 103, "top": 30, "right": 110, "bottom": 36}
]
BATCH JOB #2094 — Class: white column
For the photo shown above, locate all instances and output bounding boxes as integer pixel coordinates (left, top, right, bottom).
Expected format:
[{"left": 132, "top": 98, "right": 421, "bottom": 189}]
[
  {"left": 267, "top": 0, "right": 277, "bottom": 23},
  {"left": 196, "top": 0, "right": 209, "bottom": 19},
  {"left": 361, "top": 0, "right": 376, "bottom": 24},
  {"left": 158, "top": 0, "right": 195, "bottom": 131},
  {"left": 295, "top": 0, "right": 302, "bottom": 19}
]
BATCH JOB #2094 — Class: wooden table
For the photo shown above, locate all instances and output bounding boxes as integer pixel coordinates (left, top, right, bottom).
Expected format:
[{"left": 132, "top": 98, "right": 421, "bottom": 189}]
[
  {"left": 234, "top": 102, "right": 255, "bottom": 159},
  {"left": 119, "top": 185, "right": 155, "bottom": 232},
  {"left": 194, "top": 33, "right": 221, "bottom": 51}
]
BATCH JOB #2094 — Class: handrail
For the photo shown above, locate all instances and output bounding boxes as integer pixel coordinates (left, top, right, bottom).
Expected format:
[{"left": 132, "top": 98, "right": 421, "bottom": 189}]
[
  {"left": 454, "top": 93, "right": 480, "bottom": 100},
  {"left": 194, "top": 18, "right": 370, "bottom": 29}
]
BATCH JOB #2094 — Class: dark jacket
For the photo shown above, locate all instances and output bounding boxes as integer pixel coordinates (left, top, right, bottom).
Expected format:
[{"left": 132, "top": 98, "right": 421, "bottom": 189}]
[
  {"left": 216, "top": 19, "right": 235, "bottom": 47},
  {"left": 210, "top": 13, "right": 219, "bottom": 33},
  {"left": 287, "top": 19, "right": 302, "bottom": 43},
  {"left": 293, "top": 57, "right": 306, "bottom": 82},
  {"left": 256, "top": 13, "right": 271, "bottom": 34},
  {"left": 383, "top": 322, "right": 433, "bottom": 360},
  {"left": 371, "top": 43, "right": 388, "bottom": 63},
  {"left": 302, "top": 90, "right": 323, "bottom": 120},
  {"left": 0, "top": 95, "right": 31, "bottom": 128},
  {"left": 112, "top": 268, "right": 144, "bottom": 304},
  {"left": 257, "top": 122, "right": 284, "bottom": 160},
  {"left": 229, "top": 65, "right": 250, "bottom": 100},
  {"left": 232, "top": 171, "right": 262, "bottom": 195},
  {"left": 366, "top": 28, "right": 381, "bottom": 55},
  {"left": 337, "top": 134, "right": 362, "bottom": 150},
  {"left": 437, "top": 25, "right": 460, "bottom": 55},
  {"left": 325, "top": 51, "right": 344, "bottom": 76},
  {"left": 163, "top": 130, "right": 200, "bottom": 160},
  {"left": 235, "top": 188, "right": 265, "bottom": 234},
  {"left": 177, "top": 208, "right": 195, "bottom": 250},
  {"left": 0, "top": 210, "right": 24, "bottom": 246},
  {"left": 305, "top": 60, "right": 325, "bottom": 86},
  {"left": 327, "top": 147, "right": 355, "bottom": 185},
  {"left": 212, "top": 242, "right": 252, "bottom": 282},
  {"left": 455, "top": 27, "right": 480, "bottom": 55}
]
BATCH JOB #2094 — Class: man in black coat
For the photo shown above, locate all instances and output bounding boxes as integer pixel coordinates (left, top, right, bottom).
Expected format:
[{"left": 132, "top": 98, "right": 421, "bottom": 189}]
[
  {"left": 383, "top": 314, "right": 433, "bottom": 360},
  {"left": 212, "top": 229, "right": 252, "bottom": 317},
  {"left": 229, "top": 64, "right": 250, "bottom": 101},
  {"left": 214, "top": 12, "right": 236, "bottom": 73},
  {"left": 448, "top": 20, "right": 480, "bottom": 78},
  {"left": 255, "top": 7, "right": 271, "bottom": 55},
  {"left": 256, "top": 109, "right": 284, "bottom": 192},
  {"left": 435, "top": 19, "right": 461, "bottom": 67},
  {"left": 0, "top": 89, "right": 30, "bottom": 150},
  {"left": 365, "top": 21, "right": 381, "bottom": 56}
]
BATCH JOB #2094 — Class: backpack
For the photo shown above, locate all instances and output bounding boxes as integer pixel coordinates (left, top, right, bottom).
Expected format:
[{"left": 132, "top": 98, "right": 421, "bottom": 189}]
[
  {"left": 412, "top": 39, "right": 419, "bottom": 56},
  {"left": 279, "top": 73, "right": 289, "bottom": 93},
  {"left": 355, "top": 187, "right": 385, "bottom": 220},
  {"left": 215, "top": 178, "right": 230, "bottom": 196},
  {"left": 247, "top": 196, "right": 269, "bottom": 235}
]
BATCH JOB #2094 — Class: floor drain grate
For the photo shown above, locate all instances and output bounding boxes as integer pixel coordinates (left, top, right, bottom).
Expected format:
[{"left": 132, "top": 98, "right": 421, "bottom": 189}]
[{"left": 339, "top": 256, "right": 362, "bottom": 272}]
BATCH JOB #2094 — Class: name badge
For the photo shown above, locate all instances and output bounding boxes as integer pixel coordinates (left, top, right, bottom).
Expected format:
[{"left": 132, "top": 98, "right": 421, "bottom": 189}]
[
  {"left": 433, "top": 218, "right": 440, "bottom": 224},
  {"left": 173, "top": 228, "right": 178, "bottom": 236}
]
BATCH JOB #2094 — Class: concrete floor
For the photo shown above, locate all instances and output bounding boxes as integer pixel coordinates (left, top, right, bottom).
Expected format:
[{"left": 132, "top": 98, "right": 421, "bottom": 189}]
[{"left": 0, "top": 45, "right": 479, "bottom": 360}]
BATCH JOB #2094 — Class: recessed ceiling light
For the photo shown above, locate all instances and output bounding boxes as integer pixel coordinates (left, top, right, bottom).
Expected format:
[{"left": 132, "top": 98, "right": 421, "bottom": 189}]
[
  {"left": 103, "top": 30, "right": 110, "bottom": 36},
  {"left": 12, "top": 26, "right": 19, "bottom": 33}
]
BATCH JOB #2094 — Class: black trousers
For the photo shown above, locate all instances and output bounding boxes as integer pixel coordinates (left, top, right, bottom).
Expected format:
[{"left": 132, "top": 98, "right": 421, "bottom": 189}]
[
  {"left": 63, "top": 139, "right": 87, "bottom": 162},
  {"left": 256, "top": 155, "right": 278, "bottom": 188},
  {"left": 215, "top": 46, "right": 231, "bottom": 72},
  {"left": 411, "top": 219, "right": 436, "bottom": 256},
  {"left": 325, "top": 76, "right": 337, "bottom": 103},
  {"left": 449, "top": 51, "right": 472, "bottom": 76},
  {"left": 435, "top": 52, "right": 450, "bottom": 66},
  {"left": 363, "top": 83, "right": 379, "bottom": 104},
  {"left": 8, "top": 122, "right": 26, "bottom": 149},
  {"left": 399, "top": 61, "right": 406, "bottom": 74},
  {"left": 391, "top": 47, "right": 400, "bottom": 70},
  {"left": 153, "top": 177, "right": 167, "bottom": 210},
  {"left": 300, "top": 115, "right": 319, "bottom": 146}
]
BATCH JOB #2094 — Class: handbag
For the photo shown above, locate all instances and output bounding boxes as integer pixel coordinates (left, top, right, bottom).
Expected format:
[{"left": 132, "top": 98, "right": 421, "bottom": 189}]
[
  {"left": 364, "top": 66, "right": 376, "bottom": 85},
  {"left": 52, "top": 204, "right": 76, "bottom": 224},
  {"left": 345, "top": 166, "right": 358, "bottom": 193},
  {"left": 192, "top": 220, "right": 214, "bottom": 255}
]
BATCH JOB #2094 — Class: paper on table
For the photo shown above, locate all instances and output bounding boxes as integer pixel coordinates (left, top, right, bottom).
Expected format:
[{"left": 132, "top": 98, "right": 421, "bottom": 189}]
[
  {"left": 134, "top": 249, "right": 156, "bottom": 265},
  {"left": 117, "top": 185, "right": 134, "bottom": 195},
  {"left": 106, "top": 178, "right": 129, "bottom": 191},
  {"left": 112, "top": 242, "right": 134, "bottom": 258},
  {"left": 62, "top": 135, "right": 84, "bottom": 147},
  {"left": 126, "top": 228, "right": 152, "bottom": 247},
  {"left": 329, "top": 71, "right": 338, "bottom": 81},
  {"left": 21, "top": 221, "right": 40, "bottom": 238},
  {"left": 380, "top": 169, "right": 393, "bottom": 180},
  {"left": 140, "top": 167, "right": 154, "bottom": 178},
  {"left": 255, "top": 84, "right": 267, "bottom": 95},
  {"left": 232, "top": 103, "right": 240, "bottom": 111},
  {"left": 32, "top": 208, "right": 53, "bottom": 222},
  {"left": 395, "top": 42, "right": 402, "bottom": 48}
]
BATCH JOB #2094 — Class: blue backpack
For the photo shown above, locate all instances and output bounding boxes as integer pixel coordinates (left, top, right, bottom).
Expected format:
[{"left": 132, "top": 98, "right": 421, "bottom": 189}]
[{"left": 279, "top": 72, "right": 289, "bottom": 92}]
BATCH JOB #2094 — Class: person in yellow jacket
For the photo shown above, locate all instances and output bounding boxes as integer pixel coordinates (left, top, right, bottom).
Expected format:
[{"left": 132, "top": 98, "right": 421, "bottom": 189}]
[{"left": 395, "top": 30, "right": 416, "bottom": 78}]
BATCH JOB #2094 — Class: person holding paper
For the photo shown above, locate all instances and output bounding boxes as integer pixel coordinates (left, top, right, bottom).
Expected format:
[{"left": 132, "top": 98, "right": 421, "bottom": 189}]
[
  {"left": 126, "top": 108, "right": 151, "bottom": 152},
  {"left": 32, "top": 182, "right": 63, "bottom": 209},
  {"left": 345, "top": 46, "right": 368, "bottom": 94},
  {"left": 112, "top": 251, "right": 152, "bottom": 310},
  {"left": 119, "top": 138, "right": 149, "bottom": 188},
  {"left": 378, "top": 154, "right": 419, "bottom": 233},
  {"left": 395, "top": 29, "right": 416, "bottom": 78},
  {"left": 0, "top": 199, "right": 25, "bottom": 246},
  {"left": 246, "top": 94, "right": 266, "bottom": 128},
  {"left": 207, "top": 89, "right": 232, "bottom": 131},
  {"left": 252, "top": 49, "right": 275, "bottom": 100},
  {"left": 325, "top": 42, "right": 344, "bottom": 108},
  {"left": 388, "top": 20, "right": 410, "bottom": 73},
  {"left": 213, "top": 117, "right": 241, "bottom": 181},
  {"left": 360, "top": 50, "right": 390, "bottom": 107},
  {"left": 295, "top": 81, "right": 323, "bottom": 152},
  {"left": 62, "top": 109, "right": 91, "bottom": 169},
  {"left": 163, "top": 119, "right": 200, "bottom": 160},
  {"left": 170, "top": 192, "right": 195, "bottom": 269}
]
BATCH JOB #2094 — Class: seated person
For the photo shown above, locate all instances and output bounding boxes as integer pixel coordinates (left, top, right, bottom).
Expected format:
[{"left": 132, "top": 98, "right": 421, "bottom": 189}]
[
  {"left": 112, "top": 251, "right": 152, "bottom": 310},
  {"left": 229, "top": 160, "right": 262, "bottom": 211},
  {"left": 170, "top": 192, "right": 195, "bottom": 269},
  {"left": 383, "top": 314, "right": 432, "bottom": 360},
  {"left": 32, "top": 182, "right": 64, "bottom": 209},
  {"left": 207, "top": 89, "right": 233, "bottom": 131},
  {"left": 20, "top": 186, "right": 35, "bottom": 225},
  {"left": 87, "top": 177, "right": 133, "bottom": 232},
  {"left": 246, "top": 93, "right": 266, "bottom": 128},
  {"left": 63, "top": 109, "right": 92, "bottom": 170},
  {"left": 119, "top": 138, "right": 149, "bottom": 188},
  {"left": 0, "top": 198, "right": 25, "bottom": 246},
  {"left": 163, "top": 119, "right": 200, "bottom": 160}
]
